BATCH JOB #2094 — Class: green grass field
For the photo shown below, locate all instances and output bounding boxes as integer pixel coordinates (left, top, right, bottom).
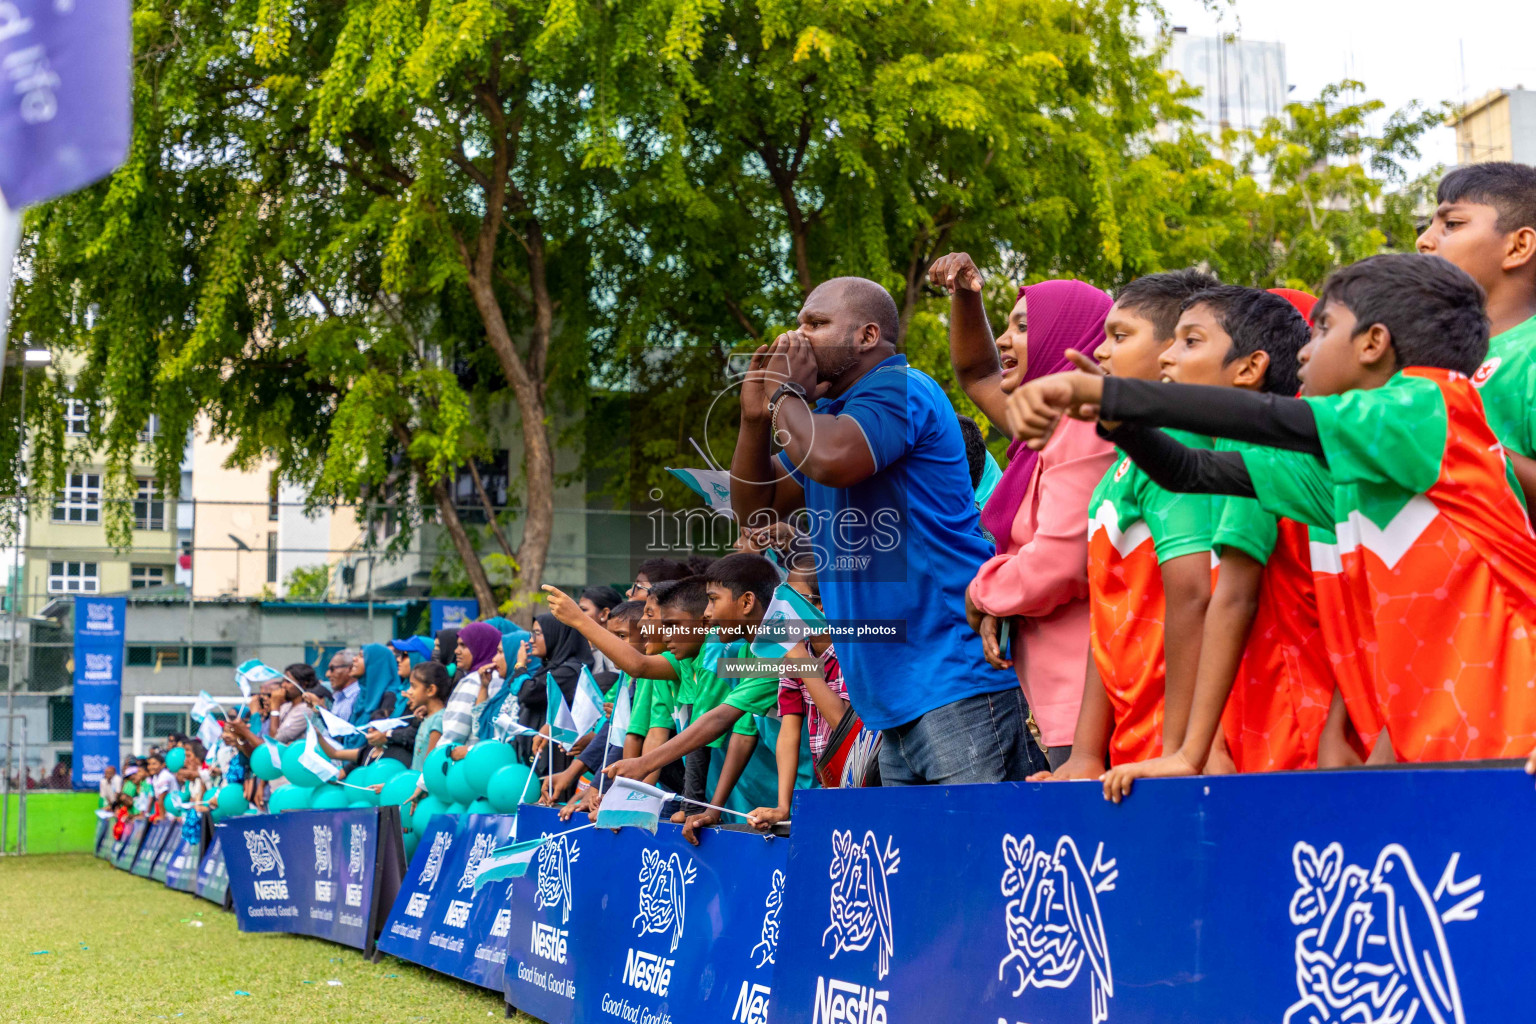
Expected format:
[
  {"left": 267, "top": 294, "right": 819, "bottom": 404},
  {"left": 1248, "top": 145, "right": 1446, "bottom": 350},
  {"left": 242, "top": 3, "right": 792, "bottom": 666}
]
[{"left": 0, "top": 854, "right": 530, "bottom": 1023}]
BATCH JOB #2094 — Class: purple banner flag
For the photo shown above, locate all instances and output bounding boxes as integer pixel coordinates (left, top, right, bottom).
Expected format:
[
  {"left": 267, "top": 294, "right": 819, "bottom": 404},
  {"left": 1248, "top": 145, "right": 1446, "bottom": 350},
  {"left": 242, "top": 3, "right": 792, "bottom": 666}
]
[{"left": 0, "top": 0, "right": 131, "bottom": 208}]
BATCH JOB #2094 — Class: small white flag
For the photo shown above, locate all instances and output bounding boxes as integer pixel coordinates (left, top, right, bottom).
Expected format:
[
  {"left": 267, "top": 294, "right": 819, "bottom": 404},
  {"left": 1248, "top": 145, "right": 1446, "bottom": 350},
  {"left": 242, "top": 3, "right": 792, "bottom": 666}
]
[
  {"left": 298, "top": 722, "right": 340, "bottom": 784},
  {"left": 596, "top": 776, "right": 671, "bottom": 834},
  {"left": 234, "top": 659, "right": 283, "bottom": 700},
  {"left": 196, "top": 713, "right": 223, "bottom": 753},
  {"left": 190, "top": 691, "right": 222, "bottom": 722},
  {"left": 571, "top": 666, "right": 608, "bottom": 739},
  {"left": 365, "top": 716, "right": 413, "bottom": 733},
  {"left": 547, "top": 676, "right": 579, "bottom": 747},
  {"left": 665, "top": 467, "right": 735, "bottom": 519},
  {"left": 608, "top": 681, "right": 632, "bottom": 744},
  {"left": 749, "top": 583, "right": 828, "bottom": 658},
  {"left": 315, "top": 705, "right": 362, "bottom": 738}
]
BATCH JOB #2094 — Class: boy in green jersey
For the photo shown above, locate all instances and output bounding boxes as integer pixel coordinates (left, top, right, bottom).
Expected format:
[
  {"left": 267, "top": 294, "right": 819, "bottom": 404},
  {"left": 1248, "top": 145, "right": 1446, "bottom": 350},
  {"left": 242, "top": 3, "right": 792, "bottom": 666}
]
[{"left": 1416, "top": 163, "right": 1536, "bottom": 501}]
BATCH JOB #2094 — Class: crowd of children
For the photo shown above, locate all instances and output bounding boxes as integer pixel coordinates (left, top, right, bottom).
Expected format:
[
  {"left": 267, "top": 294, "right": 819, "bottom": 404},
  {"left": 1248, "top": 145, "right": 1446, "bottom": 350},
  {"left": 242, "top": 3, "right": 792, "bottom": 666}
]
[{"left": 97, "top": 161, "right": 1536, "bottom": 847}]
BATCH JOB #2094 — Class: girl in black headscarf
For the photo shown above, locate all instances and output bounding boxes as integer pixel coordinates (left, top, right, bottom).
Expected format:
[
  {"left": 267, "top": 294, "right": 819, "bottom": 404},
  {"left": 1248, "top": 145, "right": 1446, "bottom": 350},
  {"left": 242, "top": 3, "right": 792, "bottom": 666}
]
[
  {"left": 517, "top": 613, "right": 593, "bottom": 767},
  {"left": 432, "top": 628, "right": 460, "bottom": 678}
]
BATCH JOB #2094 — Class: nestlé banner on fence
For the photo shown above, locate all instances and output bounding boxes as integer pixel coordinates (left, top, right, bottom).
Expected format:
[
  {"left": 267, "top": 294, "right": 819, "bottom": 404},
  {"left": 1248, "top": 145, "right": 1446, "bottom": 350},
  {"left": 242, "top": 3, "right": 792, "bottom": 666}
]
[
  {"left": 163, "top": 837, "right": 202, "bottom": 893},
  {"left": 219, "top": 809, "right": 381, "bottom": 951},
  {"left": 771, "top": 767, "right": 1536, "bottom": 1024},
  {"left": 71, "top": 596, "right": 125, "bottom": 791},
  {"left": 195, "top": 834, "right": 229, "bottom": 905}
]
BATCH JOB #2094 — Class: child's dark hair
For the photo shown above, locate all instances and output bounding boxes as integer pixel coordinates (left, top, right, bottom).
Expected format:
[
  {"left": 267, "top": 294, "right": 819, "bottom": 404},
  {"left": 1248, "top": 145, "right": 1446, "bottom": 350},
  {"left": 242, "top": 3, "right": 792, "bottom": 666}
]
[
  {"left": 634, "top": 557, "right": 688, "bottom": 585},
  {"left": 1182, "top": 286, "right": 1307, "bottom": 396},
  {"left": 957, "top": 415, "right": 986, "bottom": 488},
  {"left": 702, "top": 552, "right": 780, "bottom": 610},
  {"left": 1437, "top": 162, "right": 1536, "bottom": 236},
  {"left": 409, "top": 660, "right": 453, "bottom": 703},
  {"left": 651, "top": 576, "right": 709, "bottom": 617},
  {"left": 609, "top": 599, "right": 646, "bottom": 623},
  {"left": 1318, "top": 254, "right": 1489, "bottom": 375},
  {"left": 684, "top": 554, "right": 716, "bottom": 576},
  {"left": 579, "top": 585, "right": 623, "bottom": 612},
  {"left": 284, "top": 663, "right": 319, "bottom": 691},
  {"left": 1115, "top": 268, "right": 1221, "bottom": 340}
]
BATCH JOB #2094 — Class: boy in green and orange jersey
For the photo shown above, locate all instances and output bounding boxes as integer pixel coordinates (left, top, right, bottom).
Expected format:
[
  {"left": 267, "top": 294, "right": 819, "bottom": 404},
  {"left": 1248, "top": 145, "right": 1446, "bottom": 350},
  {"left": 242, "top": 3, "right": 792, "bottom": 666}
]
[
  {"left": 1013, "top": 253, "right": 1536, "bottom": 765},
  {"left": 1416, "top": 163, "right": 1536, "bottom": 503},
  {"left": 1024, "top": 269, "right": 1218, "bottom": 781},
  {"left": 1097, "top": 286, "right": 1342, "bottom": 800}
]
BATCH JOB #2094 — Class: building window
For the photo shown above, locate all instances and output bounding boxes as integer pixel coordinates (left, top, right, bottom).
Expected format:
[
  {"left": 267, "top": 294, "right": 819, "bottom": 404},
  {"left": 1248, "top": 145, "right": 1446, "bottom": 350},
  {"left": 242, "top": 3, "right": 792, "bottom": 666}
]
[
  {"left": 133, "top": 478, "right": 165, "bottom": 530},
  {"left": 47, "top": 696, "right": 73, "bottom": 743},
  {"left": 47, "top": 561, "right": 98, "bottom": 594},
  {"left": 266, "top": 532, "right": 278, "bottom": 583},
  {"left": 137, "top": 414, "right": 160, "bottom": 444},
  {"left": 52, "top": 473, "right": 101, "bottom": 524},
  {"left": 268, "top": 473, "right": 279, "bottom": 520},
  {"left": 63, "top": 399, "right": 89, "bottom": 436},
  {"left": 126, "top": 644, "right": 234, "bottom": 667},
  {"left": 130, "top": 564, "right": 167, "bottom": 589}
]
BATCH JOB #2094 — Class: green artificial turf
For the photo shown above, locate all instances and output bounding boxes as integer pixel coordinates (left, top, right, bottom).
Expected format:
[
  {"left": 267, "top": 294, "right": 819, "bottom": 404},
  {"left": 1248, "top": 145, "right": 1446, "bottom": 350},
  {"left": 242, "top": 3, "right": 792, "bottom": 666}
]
[{"left": 0, "top": 854, "right": 529, "bottom": 1023}]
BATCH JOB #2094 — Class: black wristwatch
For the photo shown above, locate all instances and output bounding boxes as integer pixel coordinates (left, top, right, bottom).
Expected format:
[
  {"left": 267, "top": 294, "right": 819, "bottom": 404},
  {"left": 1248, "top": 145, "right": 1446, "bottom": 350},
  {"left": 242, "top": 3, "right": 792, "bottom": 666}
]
[{"left": 768, "top": 381, "right": 809, "bottom": 409}]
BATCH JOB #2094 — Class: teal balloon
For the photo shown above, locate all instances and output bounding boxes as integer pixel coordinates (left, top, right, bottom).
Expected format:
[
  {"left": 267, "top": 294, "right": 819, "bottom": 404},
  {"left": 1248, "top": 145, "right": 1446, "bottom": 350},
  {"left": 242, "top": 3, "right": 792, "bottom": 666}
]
[
  {"left": 445, "top": 759, "right": 478, "bottom": 805},
  {"left": 422, "top": 745, "right": 454, "bottom": 801},
  {"left": 485, "top": 763, "right": 535, "bottom": 813},
  {"left": 348, "top": 787, "right": 379, "bottom": 808},
  {"left": 213, "top": 784, "right": 248, "bottom": 819},
  {"left": 165, "top": 747, "right": 187, "bottom": 772},
  {"left": 465, "top": 798, "right": 496, "bottom": 816},
  {"left": 250, "top": 742, "right": 285, "bottom": 781},
  {"left": 163, "top": 792, "right": 185, "bottom": 818},
  {"left": 403, "top": 830, "right": 420, "bottom": 862},
  {"left": 268, "top": 785, "right": 312, "bottom": 813},
  {"left": 461, "top": 742, "right": 516, "bottom": 796},
  {"left": 280, "top": 742, "right": 324, "bottom": 788},
  {"left": 369, "top": 758, "right": 406, "bottom": 784},
  {"left": 410, "top": 793, "right": 450, "bottom": 833},
  {"left": 310, "top": 785, "right": 350, "bottom": 811},
  {"left": 379, "top": 770, "right": 422, "bottom": 808},
  {"left": 445, "top": 802, "right": 468, "bottom": 817},
  {"left": 346, "top": 763, "right": 373, "bottom": 788}
]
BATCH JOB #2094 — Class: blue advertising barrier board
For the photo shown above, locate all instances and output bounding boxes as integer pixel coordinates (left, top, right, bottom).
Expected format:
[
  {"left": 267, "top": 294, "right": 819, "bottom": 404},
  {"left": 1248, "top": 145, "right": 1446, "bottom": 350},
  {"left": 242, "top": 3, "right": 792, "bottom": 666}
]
[
  {"left": 494, "top": 806, "right": 788, "bottom": 1024},
  {"left": 71, "top": 596, "right": 124, "bottom": 791},
  {"left": 163, "top": 837, "right": 202, "bottom": 893},
  {"left": 770, "top": 767, "right": 1536, "bottom": 1024},
  {"left": 131, "top": 820, "right": 175, "bottom": 877},
  {"left": 195, "top": 834, "right": 229, "bottom": 905},
  {"left": 377, "top": 813, "right": 521, "bottom": 990},
  {"left": 111, "top": 818, "right": 145, "bottom": 871},
  {"left": 219, "top": 810, "right": 382, "bottom": 952},
  {"left": 93, "top": 815, "right": 110, "bottom": 857},
  {"left": 150, "top": 825, "right": 184, "bottom": 882}
]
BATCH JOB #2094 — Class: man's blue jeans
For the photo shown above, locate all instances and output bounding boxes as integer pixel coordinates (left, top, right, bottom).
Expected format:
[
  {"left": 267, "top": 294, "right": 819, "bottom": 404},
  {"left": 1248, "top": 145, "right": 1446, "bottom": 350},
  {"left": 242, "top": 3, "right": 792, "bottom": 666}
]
[{"left": 877, "top": 687, "right": 1046, "bottom": 785}]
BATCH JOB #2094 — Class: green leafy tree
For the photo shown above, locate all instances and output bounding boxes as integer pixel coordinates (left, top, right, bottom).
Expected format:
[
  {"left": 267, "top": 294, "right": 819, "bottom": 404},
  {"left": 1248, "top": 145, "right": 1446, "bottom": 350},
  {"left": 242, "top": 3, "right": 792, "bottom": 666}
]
[{"left": 283, "top": 564, "right": 331, "bottom": 601}]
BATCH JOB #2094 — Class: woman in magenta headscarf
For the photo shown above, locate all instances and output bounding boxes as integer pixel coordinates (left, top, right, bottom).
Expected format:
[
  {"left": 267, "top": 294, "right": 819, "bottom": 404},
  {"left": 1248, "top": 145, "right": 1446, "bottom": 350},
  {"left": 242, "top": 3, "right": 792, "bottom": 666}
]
[{"left": 931, "top": 252, "right": 1115, "bottom": 769}]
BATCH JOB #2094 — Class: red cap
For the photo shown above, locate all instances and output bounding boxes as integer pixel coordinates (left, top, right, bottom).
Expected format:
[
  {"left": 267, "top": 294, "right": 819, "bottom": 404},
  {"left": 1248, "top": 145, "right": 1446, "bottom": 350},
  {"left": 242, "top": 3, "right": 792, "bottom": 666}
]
[{"left": 1268, "top": 288, "right": 1317, "bottom": 324}]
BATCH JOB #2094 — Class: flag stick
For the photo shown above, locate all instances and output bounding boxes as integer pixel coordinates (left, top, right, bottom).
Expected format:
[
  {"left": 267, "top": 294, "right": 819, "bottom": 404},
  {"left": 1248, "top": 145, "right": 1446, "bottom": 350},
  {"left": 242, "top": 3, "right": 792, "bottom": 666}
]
[{"left": 678, "top": 795, "right": 754, "bottom": 820}]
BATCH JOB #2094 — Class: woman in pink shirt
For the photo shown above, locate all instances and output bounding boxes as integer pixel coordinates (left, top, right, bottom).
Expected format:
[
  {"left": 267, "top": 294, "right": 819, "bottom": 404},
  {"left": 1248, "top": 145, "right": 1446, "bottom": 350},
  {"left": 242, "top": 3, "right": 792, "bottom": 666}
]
[{"left": 930, "top": 253, "right": 1113, "bottom": 769}]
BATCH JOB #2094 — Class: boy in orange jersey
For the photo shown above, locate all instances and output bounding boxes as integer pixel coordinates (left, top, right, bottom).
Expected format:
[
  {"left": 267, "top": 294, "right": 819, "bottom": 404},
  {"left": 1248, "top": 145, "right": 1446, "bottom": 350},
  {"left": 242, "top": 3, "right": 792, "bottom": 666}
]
[
  {"left": 1026, "top": 269, "right": 1218, "bottom": 781},
  {"left": 1094, "top": 286, "right": 1347, "bottom": 801},
  {"left": 1011, "top": 253, "right": 1536, "bottom": 764}
]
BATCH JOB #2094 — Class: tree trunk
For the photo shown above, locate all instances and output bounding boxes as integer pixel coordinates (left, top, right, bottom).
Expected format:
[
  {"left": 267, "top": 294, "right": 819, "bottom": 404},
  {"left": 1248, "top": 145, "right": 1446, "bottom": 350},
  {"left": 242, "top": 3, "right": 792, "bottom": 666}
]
[
  {"left": 467, "top": 457, "right": 515, "bottom": 559},
  {"left": 430, "top": 474, "right": 500, "bottom": 617}
]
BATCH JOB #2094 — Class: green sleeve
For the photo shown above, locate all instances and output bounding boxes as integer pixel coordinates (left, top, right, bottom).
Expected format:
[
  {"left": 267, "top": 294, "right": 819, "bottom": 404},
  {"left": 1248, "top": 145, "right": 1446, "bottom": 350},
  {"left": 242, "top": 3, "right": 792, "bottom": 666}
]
[
  {"left": 1304, "top": 375, "right": 1444, "bottom": 492},
  {"left": 627, "top": 677, "right": 654, "bottom": 737},
  {"left": 731, "top": 710, "right": 761, "bottom": 737},
  {"left": 1241, "top": 447, "right": 1334, "bottom": 530},
  {"left": 1211, "top": 441, "right": 1278, "bottom": 563},
  {"left": 648, "top": 674, "right": 679, "bottom": 730},
  {"left": 1137, "top": 475, "right": 1212, "bottom": 563},
  {"left": 723, "top": 675, "right": 780, "bottom": 716}
]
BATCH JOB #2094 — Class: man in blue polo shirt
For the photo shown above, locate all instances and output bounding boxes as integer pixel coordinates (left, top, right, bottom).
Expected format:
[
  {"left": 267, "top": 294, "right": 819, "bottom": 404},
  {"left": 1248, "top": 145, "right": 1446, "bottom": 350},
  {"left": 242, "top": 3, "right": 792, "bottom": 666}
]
[{"left": 729, "top": 277, "right": 1046, "bottom": 784}]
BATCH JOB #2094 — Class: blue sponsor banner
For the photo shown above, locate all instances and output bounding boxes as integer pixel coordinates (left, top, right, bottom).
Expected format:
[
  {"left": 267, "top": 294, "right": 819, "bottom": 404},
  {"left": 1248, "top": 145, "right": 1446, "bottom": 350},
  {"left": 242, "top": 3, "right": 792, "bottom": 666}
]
[
  {"left": 93, "top": 814, "right": 110, "bottom": 857},
  {"left": 430, "top": 598, "right": 479, "bottom": 635},
  {"left": 0, "top": 0, "right": 132, "bottom": 207},
  {"left": 495, "top": 806, "right": 787, "bottom": 1024},
  {"left": 195, "top": 834, "right": 229, "bottom": 905},
  {"left": 220, "top": 810, "right": 380, "bottom": 951},
  {"left": 771, "top": 768, "right": 1536, "bottom": 1024},
  {"left": 376, "top": 812, "right": 521, "bottom": 989},
  {"left": 497, "top": 807, "right": 584, "bottom": 1024},
  {"left": 164, "top": 837, "right": 202, "bottom": 893},
  {"left": 111, "top": 818, "right": 145, "bottom": 871},
  {"left": 131, "top": 820, "right": 175, "bottom": 877},
  {"left": 71, "top": 596, "right": 125, "bottom": 790}
]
